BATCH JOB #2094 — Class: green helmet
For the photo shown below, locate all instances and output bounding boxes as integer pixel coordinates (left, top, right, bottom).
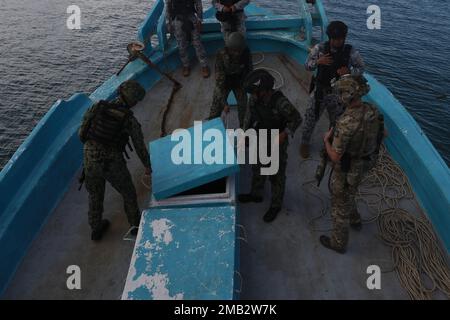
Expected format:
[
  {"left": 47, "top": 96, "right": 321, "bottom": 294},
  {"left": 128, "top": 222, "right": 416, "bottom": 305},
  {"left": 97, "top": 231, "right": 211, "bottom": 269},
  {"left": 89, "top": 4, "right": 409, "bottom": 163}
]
[
  {"left": 119, "top": 80, "right": 146, "bottom": 107},
  {"left": 332, "top": 75, "right": 370, "bottom": 105},
  {"left": 226, "top": 32, "right": 246, "bottom": 51}
]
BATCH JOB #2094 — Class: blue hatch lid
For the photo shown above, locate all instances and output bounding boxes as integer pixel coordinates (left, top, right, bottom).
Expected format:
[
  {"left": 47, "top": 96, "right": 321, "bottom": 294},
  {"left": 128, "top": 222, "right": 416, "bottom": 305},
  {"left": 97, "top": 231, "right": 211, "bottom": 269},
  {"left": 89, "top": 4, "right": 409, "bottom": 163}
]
[
  {"left": 149, "top": 118, "right": 239, "bottom": 200},
  {"left": 122, "top": 206, "right": 237, "bottom": 300}
]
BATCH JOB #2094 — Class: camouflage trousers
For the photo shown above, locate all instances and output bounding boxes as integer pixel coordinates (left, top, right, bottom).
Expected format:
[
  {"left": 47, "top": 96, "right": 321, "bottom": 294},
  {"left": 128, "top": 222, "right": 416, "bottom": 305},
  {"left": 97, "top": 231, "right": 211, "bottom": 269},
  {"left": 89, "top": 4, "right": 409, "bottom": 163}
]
[
  {"left": 84, "top": 155, "right": 141, "bottom": 231},
  {"left": 172, "top": 16, "right": 208, "bottom": 68},
  {"left": 221, "top": 12, "right": 246, "bottom": 41},
  {"left": 301, "top": 88, "right": 341, "bottom": 144},
  {"left": 250, "top": 140, "right": 288, "bottom": 209},
  {"left": 209, "top": 85, "right": 248, "bottom": 128},
  {"left": 330, "top": 168, "right": 362, "bottom": 250}
]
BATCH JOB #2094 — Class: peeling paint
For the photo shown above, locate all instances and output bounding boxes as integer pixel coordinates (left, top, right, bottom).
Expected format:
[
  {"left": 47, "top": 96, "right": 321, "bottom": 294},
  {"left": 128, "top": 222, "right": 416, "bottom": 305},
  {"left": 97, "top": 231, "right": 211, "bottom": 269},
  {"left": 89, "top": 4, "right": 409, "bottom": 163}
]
[
  {"left": 122, "top": 207, "right": 237, "bottom": 300},
  {"left": 125, "top": 273, "right": 184, "bottom": 300},
  {"left": 151, "top": 219, "right": 174, "bottom": 245}
]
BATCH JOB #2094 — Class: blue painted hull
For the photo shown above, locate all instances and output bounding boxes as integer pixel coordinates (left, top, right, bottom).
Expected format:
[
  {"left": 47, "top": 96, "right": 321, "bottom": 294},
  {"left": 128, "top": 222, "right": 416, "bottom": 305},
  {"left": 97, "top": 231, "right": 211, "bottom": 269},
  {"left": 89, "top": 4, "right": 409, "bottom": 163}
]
[{"left": 0, "top": 0, "right": 448, "bottom": 296}]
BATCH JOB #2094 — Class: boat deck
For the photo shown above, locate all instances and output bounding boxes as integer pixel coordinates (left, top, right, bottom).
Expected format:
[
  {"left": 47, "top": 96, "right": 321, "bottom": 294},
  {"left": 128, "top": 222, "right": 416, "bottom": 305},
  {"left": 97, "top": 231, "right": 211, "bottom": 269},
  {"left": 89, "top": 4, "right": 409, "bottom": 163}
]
[{"left": 3, "top": 53, "right": 432, "bottom": 299}]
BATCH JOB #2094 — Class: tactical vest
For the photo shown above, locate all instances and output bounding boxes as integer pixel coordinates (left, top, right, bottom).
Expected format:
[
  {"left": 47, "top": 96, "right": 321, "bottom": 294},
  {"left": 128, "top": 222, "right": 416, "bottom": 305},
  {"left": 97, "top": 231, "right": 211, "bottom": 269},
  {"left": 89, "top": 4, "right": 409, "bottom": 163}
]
[
  {"left": 358, "top": 103, "right": 385, "bottom": 160},
  {"left": 341, "top": 103, "right": 384, "bottom": 172},
  {"left": 254, "top": 91, "right": 288, "bottom": 132},
  {"left": 170, "top": 0, "right": 196, "bottom": 19},
  {"left": 86, "top": 101, "right": 131, "bottom": 150},
  {"left": 224, "top": 47, "right": 251, "bottom": 89},
  {"left": 316, "top": 42, "right": 352, "bottom": 87}
]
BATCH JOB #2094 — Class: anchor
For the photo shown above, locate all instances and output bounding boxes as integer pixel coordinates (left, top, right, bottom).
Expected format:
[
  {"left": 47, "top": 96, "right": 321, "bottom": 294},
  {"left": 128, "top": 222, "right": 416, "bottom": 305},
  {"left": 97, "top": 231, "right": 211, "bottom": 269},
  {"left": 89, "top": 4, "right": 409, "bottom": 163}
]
[{"left": 117, "top": 41, "right": 182, "bottom": 91}]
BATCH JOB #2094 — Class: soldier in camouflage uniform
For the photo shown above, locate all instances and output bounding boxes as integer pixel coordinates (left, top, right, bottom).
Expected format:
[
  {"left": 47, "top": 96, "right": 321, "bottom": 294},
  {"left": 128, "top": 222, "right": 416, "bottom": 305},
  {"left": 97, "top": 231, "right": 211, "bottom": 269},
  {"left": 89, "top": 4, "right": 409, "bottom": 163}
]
[
  {"left": 166, "top": 0, "right": 210, "bottom": 78},
  {"left": 213, "top": 0, "right": 250, "bottom": 41},
  {"left": 79, "top": 80, "right": 152, "bottom": 241},
  {"left": 321, "top": 75, "right": 385, "bottom": 253},
  {"left": 208, "top": 32, "right": 252, "bottom": 128},
  {"left": 239, "top": 70, "right": 302, "bottom": 223},
  {"left": 300, "top": 21, "right": 365, "bottom": 159}
]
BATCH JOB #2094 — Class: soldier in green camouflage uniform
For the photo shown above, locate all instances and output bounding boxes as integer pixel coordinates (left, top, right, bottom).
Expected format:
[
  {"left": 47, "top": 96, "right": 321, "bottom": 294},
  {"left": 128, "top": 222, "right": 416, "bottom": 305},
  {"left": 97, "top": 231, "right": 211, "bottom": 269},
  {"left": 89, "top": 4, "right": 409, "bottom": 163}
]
[
  {"left": 213, "top": 0, "right": 250, "bottom": 41},
  {"left": 79, "top": 80, "right": 151, "bottom": 241},
  {"left": 166, "top": 0, "right": 210, "bottom": 78},
  {"left": 321, "top": 75, "right": 385, "bottom": 253},
  {"left": 239, "top": 70, "right": 302, "bottom": 222},
  {"left": 208, "top": 32, "right": 252, "bottom": 128}
]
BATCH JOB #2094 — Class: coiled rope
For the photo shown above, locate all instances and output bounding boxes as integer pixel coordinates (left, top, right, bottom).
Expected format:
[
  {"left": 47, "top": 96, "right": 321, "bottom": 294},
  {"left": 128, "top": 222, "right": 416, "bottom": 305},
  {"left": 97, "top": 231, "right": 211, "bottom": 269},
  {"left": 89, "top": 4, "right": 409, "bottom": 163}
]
[
  {"left": 302, "top": 145, "right": 450, "bottom": 299},
  {"left": 358, "top": 146, "right": 450, "bottom": 300}
]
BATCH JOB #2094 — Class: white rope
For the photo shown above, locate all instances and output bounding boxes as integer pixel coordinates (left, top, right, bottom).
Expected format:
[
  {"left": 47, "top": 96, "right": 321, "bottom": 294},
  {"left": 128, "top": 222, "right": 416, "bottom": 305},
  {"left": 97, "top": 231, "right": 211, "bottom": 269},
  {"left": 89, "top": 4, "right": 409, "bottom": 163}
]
[
  {"left": 234, "top": 271, "right": 243, "bottom": 294},
  {"left": 252, "top": 52, "right": 265, "bottom": 66},
  {"left": 141, "top": 173, "right": 151, "bottom": 190}
]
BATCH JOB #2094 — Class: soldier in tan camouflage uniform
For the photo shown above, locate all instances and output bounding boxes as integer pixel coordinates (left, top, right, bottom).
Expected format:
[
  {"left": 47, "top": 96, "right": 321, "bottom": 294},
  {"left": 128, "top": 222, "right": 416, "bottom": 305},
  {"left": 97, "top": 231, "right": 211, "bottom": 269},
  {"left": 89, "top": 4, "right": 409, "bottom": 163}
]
[
  {"left": 166, "top": 0, "right": 210, "bottom": 78},
  {"left": 79, "top": 80, "right": 152, "bottom": 241},
  {"left": 208, "top": 32, "right": 252, "bottom": 128},
  {"left": 300, "top": 21, "right": 365, "bottom": 159},
  {"left": 321, "top": 75, "right": 385, "bottom": 253},
  {"left": 239, "top": 70, "right": 302, "bottom": 223}
]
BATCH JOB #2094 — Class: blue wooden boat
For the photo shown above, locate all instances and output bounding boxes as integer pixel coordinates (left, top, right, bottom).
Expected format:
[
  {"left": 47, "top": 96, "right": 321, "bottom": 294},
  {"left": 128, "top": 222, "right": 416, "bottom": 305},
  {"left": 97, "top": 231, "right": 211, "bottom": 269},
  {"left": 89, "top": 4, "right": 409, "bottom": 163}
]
[{"left": 0, "top": 0, "right": 449, "bottom": 299}]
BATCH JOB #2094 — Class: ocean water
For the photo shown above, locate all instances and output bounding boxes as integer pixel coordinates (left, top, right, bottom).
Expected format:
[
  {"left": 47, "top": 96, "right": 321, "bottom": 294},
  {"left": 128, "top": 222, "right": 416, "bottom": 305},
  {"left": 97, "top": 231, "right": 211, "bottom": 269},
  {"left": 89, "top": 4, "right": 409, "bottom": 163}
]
[{"left": 0, "top": 0, "right": 449, "bottom": 169}]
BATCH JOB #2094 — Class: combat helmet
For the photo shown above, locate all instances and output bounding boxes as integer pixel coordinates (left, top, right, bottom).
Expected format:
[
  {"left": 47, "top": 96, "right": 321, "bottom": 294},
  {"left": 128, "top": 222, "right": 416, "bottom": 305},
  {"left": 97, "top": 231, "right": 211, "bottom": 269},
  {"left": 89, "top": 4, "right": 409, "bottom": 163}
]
[
  {"left": 244, "top": 69, "right": 275, "bottom": 94},
  {"left": 332, "top": 74, "right": 370, "bottom": 104},
  {"left": 119, "top": 80, "right": 146, "bottom": 107},
  {"left": 226, "top": 32, "right": 246, "bottom": 51}
]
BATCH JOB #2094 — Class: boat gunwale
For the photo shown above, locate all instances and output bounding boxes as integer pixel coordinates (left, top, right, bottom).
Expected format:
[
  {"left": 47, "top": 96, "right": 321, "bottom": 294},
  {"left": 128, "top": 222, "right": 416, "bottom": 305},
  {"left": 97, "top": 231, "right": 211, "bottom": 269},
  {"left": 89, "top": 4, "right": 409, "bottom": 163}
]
[{"left": 0, "top": 0, "right": 449, "bottom": 297}]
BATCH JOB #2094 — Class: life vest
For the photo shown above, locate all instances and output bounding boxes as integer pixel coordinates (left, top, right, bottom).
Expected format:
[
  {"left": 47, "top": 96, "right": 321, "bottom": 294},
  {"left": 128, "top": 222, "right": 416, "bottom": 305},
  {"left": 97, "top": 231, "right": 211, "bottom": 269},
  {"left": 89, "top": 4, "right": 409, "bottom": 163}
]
[
  {"left": 169, "top": 0, "right": 196, "bottom": 19},
  {"left": 86, "top": 101, "right": 131, "bottom": 150},
  {"left": 316, "top": 42, "right": 352, "bottom": 87},
  {"left": 224, "top": 47, "right": 252, "bottom": 88}
]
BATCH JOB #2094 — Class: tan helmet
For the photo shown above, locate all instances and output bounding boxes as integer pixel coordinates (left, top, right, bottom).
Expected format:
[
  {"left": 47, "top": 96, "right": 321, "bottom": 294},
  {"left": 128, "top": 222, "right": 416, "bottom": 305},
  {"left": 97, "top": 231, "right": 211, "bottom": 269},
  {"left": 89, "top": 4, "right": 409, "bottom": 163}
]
[
  {"left": 332, "top": 75, "right": 370, "bottom": 104},
  {"left": 119, "top": 80, "right": 146, "bottom": 107}
]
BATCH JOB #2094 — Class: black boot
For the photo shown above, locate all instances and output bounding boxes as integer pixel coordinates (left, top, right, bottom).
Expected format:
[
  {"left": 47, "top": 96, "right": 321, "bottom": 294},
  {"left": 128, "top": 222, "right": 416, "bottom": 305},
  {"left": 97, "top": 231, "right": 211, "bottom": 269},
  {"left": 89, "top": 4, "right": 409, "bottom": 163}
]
[
  {"left": 238, "top": 193, "right": 263, "bottom": 203},
  {"left": 350, "top": 221, "right": 362, "bottom": 231},
  {"left": 319, "top": 235, "right": 346, "bottom": 254},
  {"left": 263, "top": 207, "right": 281, "bottom": 223},
  {"left": 91, "top": 219, "right": 111, "bottom": 241}
]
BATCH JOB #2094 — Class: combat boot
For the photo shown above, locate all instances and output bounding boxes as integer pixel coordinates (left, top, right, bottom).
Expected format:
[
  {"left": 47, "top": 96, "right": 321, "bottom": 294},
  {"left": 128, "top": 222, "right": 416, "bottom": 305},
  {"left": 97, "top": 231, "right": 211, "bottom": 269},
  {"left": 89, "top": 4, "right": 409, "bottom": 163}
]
[
  {"left": 183, "top": 66, "right": 191, "bottom": 77},
  {"left": 238, "top": 193, "right": 263, "bottom": 203},
  {"left": 91, "top": 219, "right": 111, "bottom": 242},
  {"left": 319, "top": 235, "right": 346, "bottom": 254},
  {"left": 300, "top": 144, "right": 310, "bottom": 159},
  {"left": 201, "top": 66, "right": 210, "bottom": 78},
  {"left": 263, "top": 207, "right": 281, "bottom": 223}
]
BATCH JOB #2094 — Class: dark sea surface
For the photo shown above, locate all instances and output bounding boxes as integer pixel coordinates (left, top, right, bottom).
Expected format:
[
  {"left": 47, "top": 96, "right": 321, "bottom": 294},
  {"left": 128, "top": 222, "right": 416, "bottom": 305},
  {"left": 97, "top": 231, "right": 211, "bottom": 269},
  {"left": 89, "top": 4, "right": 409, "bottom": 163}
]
[{"left": 0, "top": 0, "right": 449, "bottom": 169}]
